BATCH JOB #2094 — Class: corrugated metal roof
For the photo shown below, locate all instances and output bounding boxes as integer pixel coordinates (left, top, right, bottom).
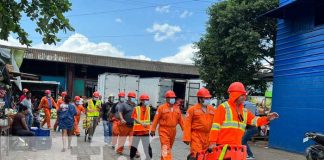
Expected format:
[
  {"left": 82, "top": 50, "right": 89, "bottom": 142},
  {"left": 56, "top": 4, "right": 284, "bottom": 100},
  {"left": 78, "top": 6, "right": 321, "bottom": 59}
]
[{"left": 0, "top": 45, "right": 199, "bottom": 76}]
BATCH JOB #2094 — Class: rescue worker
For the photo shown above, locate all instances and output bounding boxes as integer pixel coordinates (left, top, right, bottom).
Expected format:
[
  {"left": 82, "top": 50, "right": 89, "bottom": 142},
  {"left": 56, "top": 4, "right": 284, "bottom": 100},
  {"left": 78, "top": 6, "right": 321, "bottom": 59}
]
[
  {"left": 116, "top": 91, "right": 137, "bottom": 155},
  {"left": 150, "top": 90, "right": 185, "bottom": 160},
  {"left": 86, "top": 91, "right": 102, "bottom": 142},
  {"left": 130, "top": 93, "right": 153, "bottom": 160},
  {"left": 38, "top": 90, "right": 57, "bottom": 129},
  {"left": 101, "top": 94, "right": 114, "bottom": 144},
  {"left": 110, "top": 92, "right": 125, "bottom": 149},
  {"left": 209, "top": 82, "right": 279, "bottom": 152},
  {"left": 183, "top": 88, "right": 216, "bottom": 159},
  {"left": 54, "top": 91, "right": 67, "bottom": 131},
  {"left": 74, "top": 96, "right": 85, "bottom": 136}
]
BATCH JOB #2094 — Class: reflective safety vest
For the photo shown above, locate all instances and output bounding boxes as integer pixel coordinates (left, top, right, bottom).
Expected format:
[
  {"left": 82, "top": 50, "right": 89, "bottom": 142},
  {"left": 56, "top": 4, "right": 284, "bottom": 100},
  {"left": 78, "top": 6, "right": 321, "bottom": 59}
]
[
  {"left": 133, "top": 106, "right": 151, "bottom": 132},
  {"left": 87, "top": 99, "right": 101, "bottom": 117},
  {"left": 211, "top": 102, "right": 248, "bottom": 132}
]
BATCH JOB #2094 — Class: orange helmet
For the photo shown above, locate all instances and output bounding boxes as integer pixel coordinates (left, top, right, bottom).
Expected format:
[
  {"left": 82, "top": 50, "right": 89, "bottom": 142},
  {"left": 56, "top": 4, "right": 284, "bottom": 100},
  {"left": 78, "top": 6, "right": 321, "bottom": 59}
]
[
  {"left": 197, "top": 88, "right": 212, "bottom": 98},
  {"left": 228, "top": 82, "right": 247, "bottom": 94},
  {"left": 93, "top": 91, "right": 100, "bottom": 98},
  {"left": 61, "top": 91, "right": 67, "bottom": 97},
  {"left": 74, "top": 96, "right": 81, "bottom": 101},
  {"left": 118, "top": 92, "right": 126, "bottom": 97},
  {"left": 165, "top": 90, "right": 176, "bottom": 98},
  {"left": 139, "top": 93, "right": 150, "bottom": 100},
  {"left": 45, "top": 90, "right": 51, "bottom": 94},
  {"left": 128, "top": 91, "right": 137, "bottom": 98},
  {"left": 23, "top": 88, "right": 29, "bottom": 93}
]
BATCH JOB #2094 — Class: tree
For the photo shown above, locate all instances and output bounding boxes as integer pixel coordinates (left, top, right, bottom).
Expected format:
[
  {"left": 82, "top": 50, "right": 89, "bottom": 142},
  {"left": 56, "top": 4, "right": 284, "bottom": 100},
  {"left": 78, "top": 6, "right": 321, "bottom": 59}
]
[
  {"left": 194, "top": 0, "right": 278, "bottom": 99},
  {"left": 0, "top": 0, "right": 74, "bottom": 46}
]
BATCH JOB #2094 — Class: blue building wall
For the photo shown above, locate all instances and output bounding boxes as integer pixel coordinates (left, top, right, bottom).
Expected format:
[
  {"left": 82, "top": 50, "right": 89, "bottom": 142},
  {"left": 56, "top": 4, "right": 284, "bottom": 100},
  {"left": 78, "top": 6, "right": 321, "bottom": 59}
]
[
  {"left": 41, "top": 76, "right": 66, "bottom": 92},
  {"left": 269, "top": 0, "right": 324, "bottom": 153}
]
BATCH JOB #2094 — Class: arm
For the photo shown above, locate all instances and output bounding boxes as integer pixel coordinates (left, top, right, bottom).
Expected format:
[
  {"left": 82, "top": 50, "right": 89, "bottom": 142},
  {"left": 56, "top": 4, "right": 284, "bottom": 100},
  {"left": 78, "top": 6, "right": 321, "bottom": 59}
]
[
  {"left": 209, "top": 105, "right": 225, "bottom": 144},
  {"left": 150, "top": 106, "right": 162, "bottom": 133},
  {"left": 38, "top": 98, "right": 45, "bottom": 110},
  {"left": 246, "top": 110, "right": 269, "bottom": 127},
  {"left": 21, "top": 115, "right": 29, "bottom": 131},
  {"left": 182, "top": 107, "right": 193, "bottom": 143},
  {"left": 118, "top": 104, "right": 126, "bottom": 123}
]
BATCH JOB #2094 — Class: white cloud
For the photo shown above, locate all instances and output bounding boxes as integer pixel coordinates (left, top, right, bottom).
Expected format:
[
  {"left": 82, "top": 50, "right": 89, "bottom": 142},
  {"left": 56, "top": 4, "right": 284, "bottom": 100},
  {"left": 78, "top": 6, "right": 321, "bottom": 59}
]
[
  {"left": 0, "top": 36, "right": 26, "bottom": 47},
  {"left": 155, "top": 5, "right": 170, "bottom": 13},
  {"left": 180, "top": 10, "right": 193, "bottom": 18},
  {"left": 115, "top": 18, "right": 122, "bottom": 23},
  {"left": 160, "top": 44, "right": 199, "bottom": 64},
  {"left": 147, "top": 23, "right": 181, "bottom": 42},
  {"left": 33, "top": 33, "right": 125, "bottom": 57},
  {"left": 128, "top": 55, "right": 151, "bottom": 61}
]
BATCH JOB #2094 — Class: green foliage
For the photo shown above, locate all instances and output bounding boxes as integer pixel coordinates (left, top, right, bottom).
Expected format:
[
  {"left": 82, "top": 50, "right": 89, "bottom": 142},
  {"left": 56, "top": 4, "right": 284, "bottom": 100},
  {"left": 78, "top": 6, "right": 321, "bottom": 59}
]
[
  {"left": 0, "top": 0, "right": 74, "bottom": 46},
  {"left": 195, "top": 0, "right": 278, "bottom": 98}
]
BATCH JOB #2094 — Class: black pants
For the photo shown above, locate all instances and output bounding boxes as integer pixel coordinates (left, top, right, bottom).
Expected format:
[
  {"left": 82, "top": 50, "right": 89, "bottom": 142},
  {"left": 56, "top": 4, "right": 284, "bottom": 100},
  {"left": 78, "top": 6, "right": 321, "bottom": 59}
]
[
  {"left": 13, "top": 129, "right": 35, "bottom": 148},
  {"left": 130, "top": 134, "right": 152, "bottom": 159}
]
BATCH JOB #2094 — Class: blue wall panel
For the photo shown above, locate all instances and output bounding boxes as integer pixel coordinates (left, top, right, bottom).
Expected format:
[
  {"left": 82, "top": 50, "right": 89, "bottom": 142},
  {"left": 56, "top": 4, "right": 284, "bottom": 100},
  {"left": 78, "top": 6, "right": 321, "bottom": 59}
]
[
  {"left": 41, "top": 76, "right": 66, "bottom": 91},
  {"left": 269, "top": 2, "right": 324, "bottom": 153}
]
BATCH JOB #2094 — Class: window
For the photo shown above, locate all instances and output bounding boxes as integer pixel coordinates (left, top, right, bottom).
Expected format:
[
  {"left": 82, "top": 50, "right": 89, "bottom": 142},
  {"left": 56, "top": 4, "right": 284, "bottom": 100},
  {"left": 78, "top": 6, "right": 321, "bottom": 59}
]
[{"left": 315, "top": 0, "right": 324, "bottom": 26}]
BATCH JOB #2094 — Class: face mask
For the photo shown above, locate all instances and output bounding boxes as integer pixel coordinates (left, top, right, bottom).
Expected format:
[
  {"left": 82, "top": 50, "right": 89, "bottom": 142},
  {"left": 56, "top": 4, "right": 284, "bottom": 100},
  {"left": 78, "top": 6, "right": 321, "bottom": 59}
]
[
  {"left": 47, "top": 94, "right": 51, "bottom": 97},
  {"left": 93, "top": 98, "right": 98, "bottom": 101},
  {"left": 144, "top": 100, "right": 150, "bottom": 106},
  {"left": 169, "top": 98, "right": 176, "bottom": 105},
  {"left": 131, "top": 98, "right": 137, "bottom": 104},
  {"left": 203, "top": 99, "right": 211, "bottom": 106},
  {"left": 120, "top": 97, "right": 125, "bottom": 102}
]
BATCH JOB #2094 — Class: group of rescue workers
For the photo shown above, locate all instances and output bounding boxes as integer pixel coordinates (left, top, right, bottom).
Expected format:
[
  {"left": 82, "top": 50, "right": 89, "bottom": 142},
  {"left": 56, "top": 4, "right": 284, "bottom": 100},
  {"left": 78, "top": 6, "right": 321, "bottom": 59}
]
[{"left": 36, "top": 81, "right": 279, "bottom": 160}]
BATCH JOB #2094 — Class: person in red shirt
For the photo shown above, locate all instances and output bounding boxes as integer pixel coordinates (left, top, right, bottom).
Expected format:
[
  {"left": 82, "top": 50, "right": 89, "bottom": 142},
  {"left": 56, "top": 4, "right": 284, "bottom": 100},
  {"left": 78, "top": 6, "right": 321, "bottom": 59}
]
[
  {"left": 19, "top": 88, "right": 29, "bottom": 103},
  {"left": 130, "top": 93, "right": 152, "bottom": 160}
]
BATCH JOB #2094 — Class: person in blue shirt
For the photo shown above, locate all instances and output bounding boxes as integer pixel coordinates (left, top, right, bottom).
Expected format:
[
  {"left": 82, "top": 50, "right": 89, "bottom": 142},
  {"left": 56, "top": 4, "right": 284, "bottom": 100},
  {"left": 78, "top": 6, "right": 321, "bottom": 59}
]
[
  {"left": 57, "top": 95, "right": 77, "bottom": 152},
  {"left": 242, "top": 100, "right": 259, "bottom": 159}
]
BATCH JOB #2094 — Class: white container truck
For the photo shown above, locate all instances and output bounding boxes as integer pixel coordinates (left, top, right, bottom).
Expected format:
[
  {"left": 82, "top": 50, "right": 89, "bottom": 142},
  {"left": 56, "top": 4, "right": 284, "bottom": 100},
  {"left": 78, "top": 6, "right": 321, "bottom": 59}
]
[
  {"left": 139, "top": 78, "right": 206, "bottom": 110},
  {"left": 98, "top": 73, "right": 140, "bottom": 103}
]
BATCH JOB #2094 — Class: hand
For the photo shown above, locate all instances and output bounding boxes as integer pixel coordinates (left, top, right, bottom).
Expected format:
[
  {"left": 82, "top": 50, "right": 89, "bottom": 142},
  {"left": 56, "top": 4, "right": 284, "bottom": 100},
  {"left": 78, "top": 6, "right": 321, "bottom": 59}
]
[
  {"left": 183, "top": 141, "right": 190, "bottom": 145},
  {"left": 208, "top": 143, "right": 216, "bottom": 152},
  {"left": 150, "top": 131, "right": 155, "bottom": 137},
  {"left": 267, "top": 112, "right": 279, "bottom": 121},
  {"left": 121, "top": 119, "right": 126, "bottom": 124}
]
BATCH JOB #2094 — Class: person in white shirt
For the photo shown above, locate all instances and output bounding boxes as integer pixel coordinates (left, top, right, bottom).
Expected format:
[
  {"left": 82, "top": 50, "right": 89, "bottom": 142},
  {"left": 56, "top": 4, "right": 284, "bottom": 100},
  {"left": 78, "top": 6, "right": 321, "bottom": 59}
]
[{"left": 20, "top": 92, "right": 33, "bottom": 129}]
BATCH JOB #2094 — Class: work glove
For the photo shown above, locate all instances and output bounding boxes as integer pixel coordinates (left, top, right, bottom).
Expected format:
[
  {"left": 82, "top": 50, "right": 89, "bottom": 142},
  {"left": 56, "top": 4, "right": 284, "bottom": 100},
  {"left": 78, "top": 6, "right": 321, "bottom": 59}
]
[{"left": 150, "top": 131, "right": 155, "bottom": 137}]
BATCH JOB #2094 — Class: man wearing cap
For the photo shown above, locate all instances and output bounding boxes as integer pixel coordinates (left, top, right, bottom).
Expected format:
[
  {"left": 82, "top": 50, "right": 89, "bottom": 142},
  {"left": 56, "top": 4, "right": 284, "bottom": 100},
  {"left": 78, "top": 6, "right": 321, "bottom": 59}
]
[
  {"left": 209, "top": 82, "right": 279, "bottom": 159},
  {"left": 183, "top": 88, "right": 216, "bottom": 159},
  {"left": 86, "top": 91, "right": 102, "bottom": 142},
  {"left": 116, "top": 91, "right": 137, "bottom": 154},
  {"left": 150, "top": 90, "right": 185, "bottom": 160},
  {"left": 101, "top": 94, "right": 114, "bottom": 145},
  {"left": 38, "top": 90, "right": 57, "bottom": 129}
]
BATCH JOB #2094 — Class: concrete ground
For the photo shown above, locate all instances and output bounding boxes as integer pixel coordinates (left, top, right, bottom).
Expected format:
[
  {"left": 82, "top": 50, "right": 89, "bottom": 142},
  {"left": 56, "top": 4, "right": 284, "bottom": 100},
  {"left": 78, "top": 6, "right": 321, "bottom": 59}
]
[{"left": 3, "top": 118, "right": 305, "bottom": 160}]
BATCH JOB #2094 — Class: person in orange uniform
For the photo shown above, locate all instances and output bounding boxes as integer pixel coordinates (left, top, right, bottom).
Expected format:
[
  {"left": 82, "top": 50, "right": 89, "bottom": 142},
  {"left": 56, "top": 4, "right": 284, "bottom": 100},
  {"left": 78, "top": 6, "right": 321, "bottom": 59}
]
[
  {"left": 74, "top": 96, "right": 85, "bottom": 136},
  {"left": 183, "top": 88, "right": 216, "bottom": 159},
  {"left": 209, "top": 82, "right": 279, "bottom": 149},
  {"left": 110, "top": 92, "right": 125, "bottom": 149},
  {"left": 54, "top": 91, "right": 67, "bottom": 131},
  {"left": 130, "top": 93, "right": 153, "bottom": 160},
  {"left": 38, "top": 90, "right": 57, "bottom": 129},
  {"left": 150, "top": 90, "right": 185, "bottom": 160},
  {"left": 116, "top": 91, "right": 137, "bottom": 154}
]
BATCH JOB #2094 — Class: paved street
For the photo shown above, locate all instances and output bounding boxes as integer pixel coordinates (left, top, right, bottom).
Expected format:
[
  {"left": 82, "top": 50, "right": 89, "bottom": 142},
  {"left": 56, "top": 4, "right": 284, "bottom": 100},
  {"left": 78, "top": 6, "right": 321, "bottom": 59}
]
[{"left": 3, "top": 118, "right": 305, "bottom": 160}]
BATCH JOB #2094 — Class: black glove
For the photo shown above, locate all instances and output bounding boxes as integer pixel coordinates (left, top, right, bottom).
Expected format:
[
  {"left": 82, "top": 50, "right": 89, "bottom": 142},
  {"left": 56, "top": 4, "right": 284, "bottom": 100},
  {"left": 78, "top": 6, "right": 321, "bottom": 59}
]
[
  {"left": 183, "top": 141, "right": 190, "bottom": 145},
  {"left": 150, "top": 132, "right": 155, "bottom": 137}
]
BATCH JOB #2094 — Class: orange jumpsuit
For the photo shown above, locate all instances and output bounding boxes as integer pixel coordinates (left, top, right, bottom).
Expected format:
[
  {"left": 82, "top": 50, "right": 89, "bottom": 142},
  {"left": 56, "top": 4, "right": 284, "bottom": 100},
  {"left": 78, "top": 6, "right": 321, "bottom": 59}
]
[
  {"left": 183, "top": 104, "right": 215, "bottom": 156},
  {"left": 74, "top": 104, "right": 85, "bottom": 135},
  {"left": 38, "top": 96, "right": 57, "bottom": 129},
  {"left": 151, "top": 103, "right": 185, "bottom": 160},
  {"left": 111, "top": 117, "right": 120, "bottom": 146},
  {"left": 54, "top": 98, "right": 63, "bottom": 131},
  {"left": 209, "top": 97, "right": 269, "bottom": 145}
]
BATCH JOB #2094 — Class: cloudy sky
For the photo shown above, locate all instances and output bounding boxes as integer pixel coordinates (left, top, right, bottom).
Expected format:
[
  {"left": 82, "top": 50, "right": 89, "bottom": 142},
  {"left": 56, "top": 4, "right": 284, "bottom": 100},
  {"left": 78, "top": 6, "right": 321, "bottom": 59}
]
[{"left": 0, "top": 0, "right": 218, "bottom": 64}]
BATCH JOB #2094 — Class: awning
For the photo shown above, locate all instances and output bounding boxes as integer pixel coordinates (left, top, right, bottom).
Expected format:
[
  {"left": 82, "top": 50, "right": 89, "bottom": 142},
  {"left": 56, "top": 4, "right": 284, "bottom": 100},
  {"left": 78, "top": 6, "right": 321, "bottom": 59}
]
[{"left": 259, "top": 0, "right": 313, "bottom": 18}]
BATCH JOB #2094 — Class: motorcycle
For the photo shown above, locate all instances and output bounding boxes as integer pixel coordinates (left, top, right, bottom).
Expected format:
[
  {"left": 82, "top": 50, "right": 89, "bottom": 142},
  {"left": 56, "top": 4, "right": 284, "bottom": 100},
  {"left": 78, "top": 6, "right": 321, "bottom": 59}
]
[{"left": 304, "top": 132, "right": 324, "bottom": 160}]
